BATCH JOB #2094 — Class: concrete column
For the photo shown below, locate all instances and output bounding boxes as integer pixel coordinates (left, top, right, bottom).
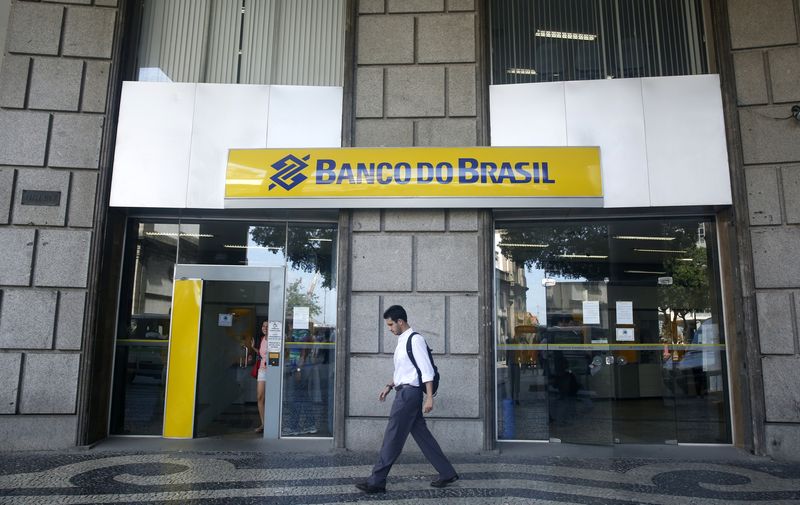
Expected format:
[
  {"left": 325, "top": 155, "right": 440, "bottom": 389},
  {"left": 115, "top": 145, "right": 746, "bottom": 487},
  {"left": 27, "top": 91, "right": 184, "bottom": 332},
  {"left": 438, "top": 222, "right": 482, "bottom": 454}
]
[
  {"left": 347, "top": 1, "right": 486, "bottom": 453},
  {"left": 724, "top": 0, "right": 800, "bottom": 460},
  {"left": 0, "top": 0, "right": 118, "bottom": 450}
]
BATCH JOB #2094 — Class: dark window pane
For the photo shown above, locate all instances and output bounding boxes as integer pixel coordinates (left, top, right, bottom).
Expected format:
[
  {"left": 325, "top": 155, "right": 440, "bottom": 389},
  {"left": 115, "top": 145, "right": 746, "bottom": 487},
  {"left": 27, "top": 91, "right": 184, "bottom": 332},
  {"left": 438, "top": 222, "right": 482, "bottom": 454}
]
[
  {"left": 110, "top": 222, "right": 178, "bottom": 435},
  {"left": 491, "top": 0, "right": 709, "bottom": 84},
  {"left": 177, "top": 221, "right": 286, "bottom": 267}
]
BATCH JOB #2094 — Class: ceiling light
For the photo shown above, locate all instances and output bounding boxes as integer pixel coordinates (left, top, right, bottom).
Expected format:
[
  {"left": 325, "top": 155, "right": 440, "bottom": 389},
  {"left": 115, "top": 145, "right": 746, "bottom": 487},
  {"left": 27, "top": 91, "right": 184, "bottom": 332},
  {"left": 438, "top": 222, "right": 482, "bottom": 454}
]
[
  {"left": 535, "top": 29, "right": 597, "bottom": 41},
  {"left": 634, "top": 248, "right": 687, "bottom": 254},
  {"left": 613, "top": 235, "right": 675, "bottom": 241},
  {"left": 625, "top": 270, "right": 667, "bottom": 275},
  {"left": 501, "top": 243, "right": 548, "bottom": 248},
  {"left": 559, "top": 254, "right": 608, "bottom": 259},
  {"left": 224, "top": 244, "right": 282, "bottom": 250},
  {"left": 145, "top": 232, "right": 214, "bottom": 238},
  {"left": 506, "top": 68, "right": 537, "bottom": 75}
]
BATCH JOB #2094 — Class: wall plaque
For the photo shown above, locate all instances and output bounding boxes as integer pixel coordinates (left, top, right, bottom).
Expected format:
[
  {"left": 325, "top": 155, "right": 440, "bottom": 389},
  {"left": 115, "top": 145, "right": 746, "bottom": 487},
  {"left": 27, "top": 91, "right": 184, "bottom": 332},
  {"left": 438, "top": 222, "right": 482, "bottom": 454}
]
[{"left": 21, "top": 190, "right": 61, "bottom": 207}]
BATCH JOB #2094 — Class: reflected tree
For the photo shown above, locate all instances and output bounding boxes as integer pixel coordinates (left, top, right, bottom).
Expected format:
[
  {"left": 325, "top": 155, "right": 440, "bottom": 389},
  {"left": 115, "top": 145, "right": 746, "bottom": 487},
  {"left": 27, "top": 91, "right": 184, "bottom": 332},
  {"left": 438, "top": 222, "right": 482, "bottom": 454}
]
[
  {"left": 658, "top": 242, "right": 711, "bottom": 345},
  {"left": 250, "top": 226, "right": 336, "bottom": 289},
  {"left": 498, "top": 222, "right": 712, "bottom": 345},
  {"left": 286, "top": 278, "right": 322, "bottom": 317},
  {"left": 498, "top": 225, "right": 609, "bottom": 280}
]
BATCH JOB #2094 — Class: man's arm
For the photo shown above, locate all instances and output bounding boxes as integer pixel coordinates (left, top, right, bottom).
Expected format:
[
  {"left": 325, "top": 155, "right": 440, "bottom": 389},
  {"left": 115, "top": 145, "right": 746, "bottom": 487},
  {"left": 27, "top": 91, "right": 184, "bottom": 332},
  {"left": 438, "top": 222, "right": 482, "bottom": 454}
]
[
  {"left": 423, "top": 381, "right": 434, "bottom": 413},
  {"left": 410, "top": 335, "right": 436, "bottom": 384},
  {"left": 379, "top": 382, "right": 395, "bottom": 402}
]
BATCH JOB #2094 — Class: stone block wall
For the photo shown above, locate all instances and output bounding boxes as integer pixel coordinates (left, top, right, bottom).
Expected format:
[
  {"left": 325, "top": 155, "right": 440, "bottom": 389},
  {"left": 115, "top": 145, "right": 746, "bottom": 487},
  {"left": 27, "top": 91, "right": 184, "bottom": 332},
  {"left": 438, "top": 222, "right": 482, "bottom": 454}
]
[
  {"left": 354, "top": 0, "right": 478, "bottom": 147},
  {"left": 346, "top": 209, "right": 483, "bottom": 452},
  {"left": 0, "top": 0, "right": 117, "bottom": 450},
  {"left": 726, "top": 0, "right": 800, "bottom": 459},
  {"left": 348, "top": 0, "right": 484, "bottom": 452}
]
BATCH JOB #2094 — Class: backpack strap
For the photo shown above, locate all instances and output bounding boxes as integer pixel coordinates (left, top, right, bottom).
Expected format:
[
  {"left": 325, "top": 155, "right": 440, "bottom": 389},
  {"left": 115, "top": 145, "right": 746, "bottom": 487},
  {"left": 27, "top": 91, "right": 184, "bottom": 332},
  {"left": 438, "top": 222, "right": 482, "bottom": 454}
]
[{"left": 406, "top": 332, "right": 423, "bottom": 388}]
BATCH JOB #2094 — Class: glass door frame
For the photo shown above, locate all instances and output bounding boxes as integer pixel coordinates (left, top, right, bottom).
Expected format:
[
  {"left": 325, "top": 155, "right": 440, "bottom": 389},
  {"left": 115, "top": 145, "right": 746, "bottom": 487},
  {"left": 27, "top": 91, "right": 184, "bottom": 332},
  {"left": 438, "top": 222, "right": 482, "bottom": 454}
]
[{"left": 165, "top": 264, "right": 286, "bottom": 439}]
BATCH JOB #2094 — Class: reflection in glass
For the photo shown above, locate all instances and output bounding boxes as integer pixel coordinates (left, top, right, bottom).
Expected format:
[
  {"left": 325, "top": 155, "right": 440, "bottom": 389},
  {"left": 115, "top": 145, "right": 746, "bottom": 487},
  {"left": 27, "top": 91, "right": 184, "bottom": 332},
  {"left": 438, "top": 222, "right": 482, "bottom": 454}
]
[
  {"left": 112, "top": 218, "right": 338, "bottom": 438},
  {"left": 282, "top": 224, "right": 337, "bottom": 437},
  {"left": 178, "top": 221, "right": 286, "bottom": 267},
  {"left": 495, "top": 218, "right": 730, "bottom": 444},
  {"left": 110, "top": 222, "right": 178, "bottom": 435}
]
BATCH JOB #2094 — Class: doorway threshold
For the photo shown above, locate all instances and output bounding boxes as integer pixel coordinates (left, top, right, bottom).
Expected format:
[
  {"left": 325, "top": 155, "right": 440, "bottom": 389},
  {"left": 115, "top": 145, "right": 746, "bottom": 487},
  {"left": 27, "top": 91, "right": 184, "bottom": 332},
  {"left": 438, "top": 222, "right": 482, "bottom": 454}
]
[
  {"left": 87, "top": 436, "right": 335, "bottom": 454},
  {"left": 497, "top": 441, "right": 762, "bottom": 462}
]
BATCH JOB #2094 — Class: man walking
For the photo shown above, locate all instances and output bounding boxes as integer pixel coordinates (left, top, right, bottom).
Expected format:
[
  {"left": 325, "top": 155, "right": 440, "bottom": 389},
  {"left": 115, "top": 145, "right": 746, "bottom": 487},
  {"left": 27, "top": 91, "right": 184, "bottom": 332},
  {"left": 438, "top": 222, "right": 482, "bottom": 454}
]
[{"left": 355, "top": 305, "right": 459, "bottom": 494}]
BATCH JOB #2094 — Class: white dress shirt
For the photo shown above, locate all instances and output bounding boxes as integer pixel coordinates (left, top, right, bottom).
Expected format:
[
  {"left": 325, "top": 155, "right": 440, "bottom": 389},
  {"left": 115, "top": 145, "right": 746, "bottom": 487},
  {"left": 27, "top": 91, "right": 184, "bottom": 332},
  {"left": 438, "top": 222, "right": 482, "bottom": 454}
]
[{"left": 393, "top": 327, "right": 435, "bottom": 387}]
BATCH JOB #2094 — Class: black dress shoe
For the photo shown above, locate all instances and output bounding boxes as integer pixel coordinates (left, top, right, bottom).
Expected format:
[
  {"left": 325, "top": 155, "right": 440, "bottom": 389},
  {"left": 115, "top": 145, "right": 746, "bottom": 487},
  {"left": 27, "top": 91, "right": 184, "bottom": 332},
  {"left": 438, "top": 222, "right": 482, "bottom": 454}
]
[
  {"left": 430, "top": 474, "right": 459, "bottom": 488},
  {"left": 355, "top": 481, "right": 386, "bottom": 494}
]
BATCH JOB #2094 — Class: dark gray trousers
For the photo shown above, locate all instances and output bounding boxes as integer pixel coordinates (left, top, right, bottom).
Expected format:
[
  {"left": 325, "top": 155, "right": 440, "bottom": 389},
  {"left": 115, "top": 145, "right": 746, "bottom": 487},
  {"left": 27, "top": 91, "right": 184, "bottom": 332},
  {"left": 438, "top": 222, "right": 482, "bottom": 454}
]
[{"left": 367, "top": 386, "right": 457, "bottom": 486}]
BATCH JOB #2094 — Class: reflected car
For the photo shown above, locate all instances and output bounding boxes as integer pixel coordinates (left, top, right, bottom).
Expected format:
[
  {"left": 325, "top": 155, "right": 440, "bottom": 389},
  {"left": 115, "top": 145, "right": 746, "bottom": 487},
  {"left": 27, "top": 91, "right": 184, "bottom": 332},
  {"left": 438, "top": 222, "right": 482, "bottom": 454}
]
[{"left": 126, "top": 314, "right": 170, "bottom": 383}]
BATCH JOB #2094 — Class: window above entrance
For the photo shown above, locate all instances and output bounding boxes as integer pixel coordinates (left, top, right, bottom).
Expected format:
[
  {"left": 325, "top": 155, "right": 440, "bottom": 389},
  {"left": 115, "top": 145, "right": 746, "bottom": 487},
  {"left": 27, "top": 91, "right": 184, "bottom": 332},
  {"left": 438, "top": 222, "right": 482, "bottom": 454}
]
[
  {"left": 491, "top": 0, "right": 711, "bottom": 85},
  {"left": 134, "top": 0, "right": 345, "bottom": 86}
]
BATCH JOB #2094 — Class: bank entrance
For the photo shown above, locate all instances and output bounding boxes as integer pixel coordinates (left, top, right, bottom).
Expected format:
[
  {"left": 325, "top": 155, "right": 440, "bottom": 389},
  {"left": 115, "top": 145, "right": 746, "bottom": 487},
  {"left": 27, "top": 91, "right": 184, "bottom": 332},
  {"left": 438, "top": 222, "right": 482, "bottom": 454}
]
[{"left": 109, "top": 218, "right": 338, "bottom": 440}]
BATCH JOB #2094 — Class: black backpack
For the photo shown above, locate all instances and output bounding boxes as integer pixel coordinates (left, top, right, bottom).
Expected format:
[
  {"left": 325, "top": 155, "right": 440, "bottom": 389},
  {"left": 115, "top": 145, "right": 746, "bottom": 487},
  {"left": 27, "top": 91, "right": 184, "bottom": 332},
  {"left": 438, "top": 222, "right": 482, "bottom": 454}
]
[{"left": 406, "top": 332, "right": 440, "bottom": 396}]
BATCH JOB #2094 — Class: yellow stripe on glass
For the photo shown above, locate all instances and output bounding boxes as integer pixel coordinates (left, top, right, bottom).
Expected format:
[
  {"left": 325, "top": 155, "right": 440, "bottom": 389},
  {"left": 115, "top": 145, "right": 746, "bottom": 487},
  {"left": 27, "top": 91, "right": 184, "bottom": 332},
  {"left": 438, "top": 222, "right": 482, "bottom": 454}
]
[
  {"left": 163, "top": 279, "right": 202, "bottom": 439},
  {"left": 226, "top": 147, "right": 602, "bottom": 199}
]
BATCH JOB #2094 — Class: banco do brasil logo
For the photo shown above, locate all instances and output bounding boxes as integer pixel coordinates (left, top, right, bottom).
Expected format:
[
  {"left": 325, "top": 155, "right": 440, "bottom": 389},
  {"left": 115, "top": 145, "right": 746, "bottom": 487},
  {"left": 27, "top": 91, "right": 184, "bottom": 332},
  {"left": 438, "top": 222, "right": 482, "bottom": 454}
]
[{"left": 269, "top": 154, "right": 310, "bottom": 191}]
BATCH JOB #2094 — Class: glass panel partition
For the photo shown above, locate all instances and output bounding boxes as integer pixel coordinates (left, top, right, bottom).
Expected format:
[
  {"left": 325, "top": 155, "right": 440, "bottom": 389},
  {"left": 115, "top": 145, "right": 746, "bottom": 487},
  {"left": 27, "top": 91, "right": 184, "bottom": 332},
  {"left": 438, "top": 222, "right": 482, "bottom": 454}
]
[
  {"left": 282, "top": 223, "right": 338, "bottom": 437},
  {"left": 110, "top": 222, "right": 178, "bottom": 435},
  {"left": 495, "top": 217, "right": 730, "bottom": 444}
]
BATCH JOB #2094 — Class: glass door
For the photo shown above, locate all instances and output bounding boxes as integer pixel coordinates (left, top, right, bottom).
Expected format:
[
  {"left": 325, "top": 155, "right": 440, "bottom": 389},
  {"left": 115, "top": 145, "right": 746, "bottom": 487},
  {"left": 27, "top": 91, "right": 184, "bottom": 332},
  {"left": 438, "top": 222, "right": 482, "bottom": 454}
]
[
  {"left": 194, "top": 279, "right": 266, "bottom": 437},
  {"left": 495, "top": 217, "right": 731, "bottom": 446},
  {"left": 538, "top": 277, "right": 615, "bottom": 445},
  {"left": 164, "top": 265, "right": 285, "bottom": 439}
]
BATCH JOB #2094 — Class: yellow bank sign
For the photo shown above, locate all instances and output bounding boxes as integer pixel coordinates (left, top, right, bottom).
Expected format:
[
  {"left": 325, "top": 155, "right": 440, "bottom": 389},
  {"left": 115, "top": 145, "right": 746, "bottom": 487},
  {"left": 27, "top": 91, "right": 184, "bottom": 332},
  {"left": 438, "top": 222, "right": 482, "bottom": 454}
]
[{"left": 225, "top": 147, "right": 602, "bottom": 208}]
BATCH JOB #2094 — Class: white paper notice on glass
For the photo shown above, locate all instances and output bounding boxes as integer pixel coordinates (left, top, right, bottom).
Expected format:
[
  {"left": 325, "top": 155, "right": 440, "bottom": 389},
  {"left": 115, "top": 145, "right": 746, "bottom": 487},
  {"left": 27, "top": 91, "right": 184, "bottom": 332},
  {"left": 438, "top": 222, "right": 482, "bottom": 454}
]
[
  {"left": 582, "top": 300, "right": 600, "bottom": 325},
  {"left": 616, "top": 301, "right": 634, "bottom": 325},
  {"left": 267, "top": 321, "right": 283, "bottom": 353},
  {"left": 616, "top": 327, "right": 635, "bottom": 342},
  {"left": 293, "top": 306, "right": 310, "bottom": 330}
]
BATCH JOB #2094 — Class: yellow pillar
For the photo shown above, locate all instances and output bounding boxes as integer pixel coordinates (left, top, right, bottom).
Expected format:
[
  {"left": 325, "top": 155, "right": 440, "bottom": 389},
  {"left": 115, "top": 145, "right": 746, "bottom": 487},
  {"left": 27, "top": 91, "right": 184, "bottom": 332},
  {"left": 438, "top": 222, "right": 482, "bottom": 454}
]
[{"left": 163, "top": 279, "right": 202, "bottom": 438}]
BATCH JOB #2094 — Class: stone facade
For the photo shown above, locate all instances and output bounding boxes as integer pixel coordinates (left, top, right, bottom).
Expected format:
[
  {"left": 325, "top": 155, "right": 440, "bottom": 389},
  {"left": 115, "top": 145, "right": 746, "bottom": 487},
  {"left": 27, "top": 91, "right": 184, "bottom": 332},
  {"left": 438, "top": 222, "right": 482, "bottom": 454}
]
[
  {"left": 725, "top": 0, "right": 800, "bottom": 460},
  {"left": 354, "top": 0, "right": 478, "bottom": 147},
  {"left": 0, "top": 0, "right": 797, "bottom": 459},
  {"left": 348, "top": 0, "right": 484, "bottom": 452},
  {"left": 347, "top": 210, "right": 484, "bottom": 452},
  {"left": 0, "top": 0, "right": 117, "bottom": 450}
]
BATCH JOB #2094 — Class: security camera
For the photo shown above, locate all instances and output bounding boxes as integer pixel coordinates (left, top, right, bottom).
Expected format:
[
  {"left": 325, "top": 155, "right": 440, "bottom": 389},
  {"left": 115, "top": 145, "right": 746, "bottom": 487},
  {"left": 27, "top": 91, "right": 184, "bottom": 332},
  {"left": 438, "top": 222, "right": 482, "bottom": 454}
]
[{"left": 792, "top": 105, "right": 800, "bottom": 122}]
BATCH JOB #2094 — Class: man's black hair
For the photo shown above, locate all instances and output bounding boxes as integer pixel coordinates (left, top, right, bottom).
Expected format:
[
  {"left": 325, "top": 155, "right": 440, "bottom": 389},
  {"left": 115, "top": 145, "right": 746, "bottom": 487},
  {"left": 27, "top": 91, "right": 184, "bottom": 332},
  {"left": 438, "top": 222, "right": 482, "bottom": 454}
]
[{"left": 383, "top": 305, "right": 407, "bottom": 323}]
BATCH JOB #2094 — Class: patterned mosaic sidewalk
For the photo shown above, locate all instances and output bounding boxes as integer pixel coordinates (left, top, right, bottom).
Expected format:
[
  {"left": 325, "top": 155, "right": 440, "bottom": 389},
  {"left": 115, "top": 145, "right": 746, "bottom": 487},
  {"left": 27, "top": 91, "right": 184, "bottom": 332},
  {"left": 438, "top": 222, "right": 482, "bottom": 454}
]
[{"left": 1, "top": 449, "right": 800, "bottom": 504}]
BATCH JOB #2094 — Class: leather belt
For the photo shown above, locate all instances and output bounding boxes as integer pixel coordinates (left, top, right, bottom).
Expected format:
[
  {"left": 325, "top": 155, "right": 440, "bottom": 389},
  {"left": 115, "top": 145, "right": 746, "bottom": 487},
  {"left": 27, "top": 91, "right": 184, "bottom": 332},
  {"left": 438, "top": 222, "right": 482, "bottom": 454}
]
[{"left": 394, "top": 384, "right": 419, "bottom": 391}]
